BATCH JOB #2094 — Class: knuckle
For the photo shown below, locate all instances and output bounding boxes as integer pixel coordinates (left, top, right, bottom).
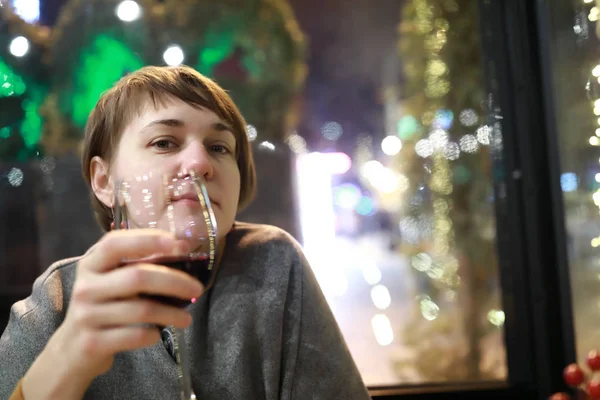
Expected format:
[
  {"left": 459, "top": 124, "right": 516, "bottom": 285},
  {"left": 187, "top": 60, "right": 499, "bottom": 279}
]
[
  {"left": 126, "top": 267, "right": 147, "bottom": 289},
  {"left": 96, "top": 232, "right": 115, "bottom": 251},
  {"left": 80, "top": 330, "right": 102, "bottom": 357},
  {"left": 70, "top": 306, "right": 89, "bottom": 327},
  {"left": 136, "top": 301, "right": 154, "bottom": 321},
  {"left": 72, "top": 281, "right": 92, "bottom": 303}
]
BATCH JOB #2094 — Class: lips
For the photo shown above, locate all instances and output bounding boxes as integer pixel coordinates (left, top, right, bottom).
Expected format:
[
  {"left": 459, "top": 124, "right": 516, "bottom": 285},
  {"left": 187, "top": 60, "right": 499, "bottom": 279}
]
[
  {"left": 171, "top": 192, "right": 219, "bottom": 208},
  {"left": 172, "top": 192, "right": 200, "bottom": 202}
]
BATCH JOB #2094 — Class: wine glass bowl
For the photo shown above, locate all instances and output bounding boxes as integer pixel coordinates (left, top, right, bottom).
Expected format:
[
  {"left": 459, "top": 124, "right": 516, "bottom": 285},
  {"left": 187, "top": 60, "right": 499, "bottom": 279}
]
[
  {"left": 114, "top": 169, "right": 217, "bottom": 291},
  {"left": 113, "top": 169, "right": 217, "bottom": 400}
]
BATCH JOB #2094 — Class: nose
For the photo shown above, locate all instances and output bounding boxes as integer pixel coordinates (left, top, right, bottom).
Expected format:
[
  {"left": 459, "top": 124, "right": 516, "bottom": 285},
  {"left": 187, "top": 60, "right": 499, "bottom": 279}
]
[{"left": 179, "top": 141, "right": 214, "bottom": 180}]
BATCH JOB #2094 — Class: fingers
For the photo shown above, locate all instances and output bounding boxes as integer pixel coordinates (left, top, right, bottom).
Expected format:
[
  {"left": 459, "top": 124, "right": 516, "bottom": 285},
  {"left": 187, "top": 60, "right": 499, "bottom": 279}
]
[
  {"left": 79, "top": 326, "right": 162, "bottom": 358},
  {"left": 75, "top": 298, "right": 193, "bottom": 329},
  {"left": 73, "top": 264, "right": 204, "bottom": 303},
  {"left": 81, "top": 230, "right": 191, "bottom": 273}
]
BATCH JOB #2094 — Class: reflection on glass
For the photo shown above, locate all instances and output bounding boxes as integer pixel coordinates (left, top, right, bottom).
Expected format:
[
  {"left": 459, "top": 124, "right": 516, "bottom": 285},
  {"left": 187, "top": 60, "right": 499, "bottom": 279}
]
[{"left": 547, "top": 0, "right": 600, "bottom": 367}]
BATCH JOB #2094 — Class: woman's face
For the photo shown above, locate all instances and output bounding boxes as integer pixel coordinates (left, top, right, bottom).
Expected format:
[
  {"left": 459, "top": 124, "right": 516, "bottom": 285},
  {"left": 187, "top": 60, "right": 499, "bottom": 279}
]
[{"left": 93, "top": 97, "right": 241, "bottom": 241}]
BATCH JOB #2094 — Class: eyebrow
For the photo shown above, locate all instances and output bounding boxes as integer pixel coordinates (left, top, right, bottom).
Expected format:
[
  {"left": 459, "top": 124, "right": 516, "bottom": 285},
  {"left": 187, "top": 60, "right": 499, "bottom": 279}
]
[{"left": 140, "top": 119, "right": 234, "bottom": 134}]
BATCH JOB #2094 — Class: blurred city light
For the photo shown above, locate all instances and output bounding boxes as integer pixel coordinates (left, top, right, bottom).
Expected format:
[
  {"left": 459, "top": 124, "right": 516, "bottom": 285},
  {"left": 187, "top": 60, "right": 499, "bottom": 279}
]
[
  {"left": 9, "top": 36, "right": 29, "bottom": 58},
  {"left": 115, "top": 0, "right": 141, "bottom": 22},
  {"left": 163, "top": 45, "right": 184, "bottom": 66}
]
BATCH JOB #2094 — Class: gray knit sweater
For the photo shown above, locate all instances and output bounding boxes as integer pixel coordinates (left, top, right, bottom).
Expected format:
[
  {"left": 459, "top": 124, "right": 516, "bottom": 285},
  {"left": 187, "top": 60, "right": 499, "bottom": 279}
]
[{"left": 0, "top": 222, "right": 370, "bottom": 399}]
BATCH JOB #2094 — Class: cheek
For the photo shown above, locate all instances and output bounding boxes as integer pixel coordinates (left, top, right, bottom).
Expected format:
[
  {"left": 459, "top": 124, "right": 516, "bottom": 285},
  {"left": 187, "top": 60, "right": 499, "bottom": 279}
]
[{"left": 220, "top": 161, "right": 241, "bottom": 194}]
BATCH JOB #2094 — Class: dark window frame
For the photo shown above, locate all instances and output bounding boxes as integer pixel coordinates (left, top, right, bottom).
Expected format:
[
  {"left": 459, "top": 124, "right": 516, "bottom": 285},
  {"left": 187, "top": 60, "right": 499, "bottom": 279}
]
[{"left": 370, "top": 0, "right": 577, "bottom": 398}]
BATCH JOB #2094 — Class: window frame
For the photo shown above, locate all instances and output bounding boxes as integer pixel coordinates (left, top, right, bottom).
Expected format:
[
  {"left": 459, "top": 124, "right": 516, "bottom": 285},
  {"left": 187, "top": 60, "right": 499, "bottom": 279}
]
[{"left": 370, "top": 0, "right": 577, "bottom": 398}]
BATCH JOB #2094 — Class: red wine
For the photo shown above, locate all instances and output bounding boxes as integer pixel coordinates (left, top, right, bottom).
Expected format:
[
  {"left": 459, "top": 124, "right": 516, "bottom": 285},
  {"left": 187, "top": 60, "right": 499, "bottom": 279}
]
[{"left": 123, "top": 255, "right": 213, "bottom": 308}]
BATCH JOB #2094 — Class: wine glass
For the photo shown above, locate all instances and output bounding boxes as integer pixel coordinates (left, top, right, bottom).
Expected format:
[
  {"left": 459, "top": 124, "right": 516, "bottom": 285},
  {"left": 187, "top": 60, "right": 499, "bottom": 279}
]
[{"left": 113, "top": 168, "right": 217, "bottom": 400}]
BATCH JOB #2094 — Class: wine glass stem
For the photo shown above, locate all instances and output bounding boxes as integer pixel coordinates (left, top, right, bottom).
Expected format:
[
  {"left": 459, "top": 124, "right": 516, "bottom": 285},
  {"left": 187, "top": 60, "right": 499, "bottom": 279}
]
[{"left": 173, "top": 327, "right": 196, "bottom": 400}]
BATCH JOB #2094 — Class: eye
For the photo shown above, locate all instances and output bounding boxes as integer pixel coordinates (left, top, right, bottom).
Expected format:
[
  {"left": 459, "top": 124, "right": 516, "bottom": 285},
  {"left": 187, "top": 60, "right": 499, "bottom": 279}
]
[
  {"left": 151, "top": 139, "right": 177, "bottom": 150},
  {"left": 210, "top": 144, "right": 230, "bottom": 154}
]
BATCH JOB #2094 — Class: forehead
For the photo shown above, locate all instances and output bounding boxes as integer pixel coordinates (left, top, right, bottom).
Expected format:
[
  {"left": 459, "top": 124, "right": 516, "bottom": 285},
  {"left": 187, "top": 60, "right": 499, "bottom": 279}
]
[{"left": 126, "top": 96, "right": 223, "bottom": 128}]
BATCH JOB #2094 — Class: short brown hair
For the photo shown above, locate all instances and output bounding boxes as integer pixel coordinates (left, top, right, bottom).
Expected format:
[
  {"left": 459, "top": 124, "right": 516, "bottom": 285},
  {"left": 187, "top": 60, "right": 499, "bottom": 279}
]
[{"left": 81, "top": 65, "right": 256, "bottom": 232}]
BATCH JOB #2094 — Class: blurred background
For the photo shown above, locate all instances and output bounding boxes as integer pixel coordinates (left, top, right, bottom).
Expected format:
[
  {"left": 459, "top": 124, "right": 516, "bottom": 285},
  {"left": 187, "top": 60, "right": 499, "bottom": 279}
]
[{"left": 0, "top": 0, "right": 598, "bottom": 398}]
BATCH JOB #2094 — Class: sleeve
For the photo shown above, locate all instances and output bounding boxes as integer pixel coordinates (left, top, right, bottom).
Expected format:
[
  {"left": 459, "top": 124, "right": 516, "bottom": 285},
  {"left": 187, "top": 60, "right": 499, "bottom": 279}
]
[
  {"left": 279, "top": 249, "right": 371, "bottom": 400},
  {"left": 0, "top": 262, "right": 73, "bottom": 399}
]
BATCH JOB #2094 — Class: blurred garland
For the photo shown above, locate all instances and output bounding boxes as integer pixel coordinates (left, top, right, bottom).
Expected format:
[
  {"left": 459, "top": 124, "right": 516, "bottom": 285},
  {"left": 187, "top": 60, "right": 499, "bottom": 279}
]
[
  {"left": 0, "top": 0, "right": 307, "bottom": 159},
  {"left": 392, "top": 0, "right": 504, "bottom": 382},
  {"left": 0, "top": 7, "right": 48, "bottom": 161}
]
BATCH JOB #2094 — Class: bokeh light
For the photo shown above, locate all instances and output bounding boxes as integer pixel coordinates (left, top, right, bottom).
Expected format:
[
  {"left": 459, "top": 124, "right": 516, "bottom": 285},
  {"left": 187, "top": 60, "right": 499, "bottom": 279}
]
[
  {"left": 429, "top": 128, "right": 449, "bottom": 149},
  {"left": 459, "top": 109, "right": 479, "bottom": 127},
  {"left": 560, "top": 172, "right": 578, "bottom": 192},
  {"left": 371, "top": 285, "right": 392, "bottom": 310},
  {"left": 459, "top": 134, "right": 479, "bottom": 153},
  {"left": 412, "top": 253, "right": 433, "bottom": 272},
  {"left": 246, "top": 124, "right": 257, "bottom": 141},
  {"left": 334, "top": 183, "right": 362, "bottom": 209},
  {"left": 419, "top": 297, "right": 440, "bottom": 321},
  {"left": 321, "top": 121, "right": 343, "bottom": 141},
  {"left": 9, "top": 36, "right": 29, "bottom": 58},
  {"left": 415, "top": 139, "right": 434, "bottom": 158},
  {"left": 115, "top": 0, "right": 141, "bottom": 22},
  {"left": 163, "top": 45, "right": 185, "bottom": 66},
  {"left": 361, "top": 262, "right": 382, "bottom": 285},
  {"left": 12, "top": 0, "right": 39, "bottom": 23},
  {"left": 476, "top": 125, "right": 492, "bottom": 145},
  {"left": 397, "top": 115, "right": 421, "bottom": 139},
  {"left": 487, "top": 310, "right": 505, "bottom": 327},
  {"left": 259, "top": 141, "right": 275, "bottom": 151},
  {"left": 286, "top": 133, "right": 307, "bottom": 154},
  {"left": 443, "top": 142, "right": 460, "bottom": 160},
  {"left": 433, "top": 109, "right": 454, "bottom": 130},
  {"left": 371, "top": 314, "right": 394, "bottom": 346},
  {"left": 7, "top": 167, "right": 24, "bottom": 187},
  {"left": 355, "top": 196, "right": 376, "bottom": 216},
  {"left": 381, "top": 135, "right": 402, "bottom": 156}
]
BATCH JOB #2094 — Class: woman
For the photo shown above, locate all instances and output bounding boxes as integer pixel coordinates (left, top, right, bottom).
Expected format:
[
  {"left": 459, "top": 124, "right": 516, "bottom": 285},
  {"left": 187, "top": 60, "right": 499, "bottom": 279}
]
[{"left": 0, "top": 66, "right": 370, "bottom": 399}]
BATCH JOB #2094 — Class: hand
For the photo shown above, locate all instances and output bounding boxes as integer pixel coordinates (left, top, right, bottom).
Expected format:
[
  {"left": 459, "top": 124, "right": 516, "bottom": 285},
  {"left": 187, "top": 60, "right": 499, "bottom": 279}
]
[{"left": 22, "top": 229, "right": 204, "bottom": 399}]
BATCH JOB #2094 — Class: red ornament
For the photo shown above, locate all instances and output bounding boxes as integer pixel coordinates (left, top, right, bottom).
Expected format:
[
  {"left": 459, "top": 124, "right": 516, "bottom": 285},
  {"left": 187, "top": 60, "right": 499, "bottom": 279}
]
[
  {"left": 549, "top": 393, "right": 571, "bottom": 400},
  {"left": 588, "top": 350, "right": 600, "bottom": 371},
  {"left": 588, "top": 379, "right": 600, "bottom": 399},
  {"left": 564, "top": 363, "right": 586, "bottom": 387}
]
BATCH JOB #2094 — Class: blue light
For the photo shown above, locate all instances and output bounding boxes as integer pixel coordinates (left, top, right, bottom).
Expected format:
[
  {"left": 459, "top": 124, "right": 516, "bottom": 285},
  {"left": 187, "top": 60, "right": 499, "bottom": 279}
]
[
  {"left": 12, "top": 0, "right": 40, "bottom": 23},
  {"left": 433, "top": 109, "right": 454, "bottom": 130},
  {"left": 355, "top": 196, "right": 376, "bottom": 216},
  {"left": 560, "top": 172, "right": 578, "bottom": 192}
]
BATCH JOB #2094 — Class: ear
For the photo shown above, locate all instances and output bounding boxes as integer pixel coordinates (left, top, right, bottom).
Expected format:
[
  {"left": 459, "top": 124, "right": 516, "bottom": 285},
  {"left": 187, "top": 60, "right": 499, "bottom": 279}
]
[{"left": 90, "top": 156, "right": 113, "bottom": 208}]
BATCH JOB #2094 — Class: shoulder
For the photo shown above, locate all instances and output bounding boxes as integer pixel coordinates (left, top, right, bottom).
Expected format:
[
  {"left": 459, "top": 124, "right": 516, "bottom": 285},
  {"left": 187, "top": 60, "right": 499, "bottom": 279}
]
[
  {"left": 227, "top": 222, "right": 303, "bottom": 256},
  {"left": 219, "top": 222, "right": 306, "bottom": 282},
  {"left": 12, "top": 257, "right": 80, "bottom": 322}
]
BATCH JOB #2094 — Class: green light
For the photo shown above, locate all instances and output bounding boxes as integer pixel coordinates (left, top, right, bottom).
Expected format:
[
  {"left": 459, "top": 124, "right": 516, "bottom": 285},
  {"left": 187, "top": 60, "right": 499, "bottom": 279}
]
[
  {"left": 0, "top": 127, "right": 11, "bottom": 139},
  {"left": 20, "top": 89, "right": 44, "bottom": 148},
  {"left": 0, "top": 60, "right": 26, "bottom": 98},
  {"left": 453, "top": 165, "right": 472, "bottom": 185},
  {"left": 397, "top": 115, "right": 421, "bottom": 140},
  {"left": 196, "top": 27, "right": 235, "bottom": 76},
  {"left": 71, "top": 35, "right": 144, "bottom": 127}
]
